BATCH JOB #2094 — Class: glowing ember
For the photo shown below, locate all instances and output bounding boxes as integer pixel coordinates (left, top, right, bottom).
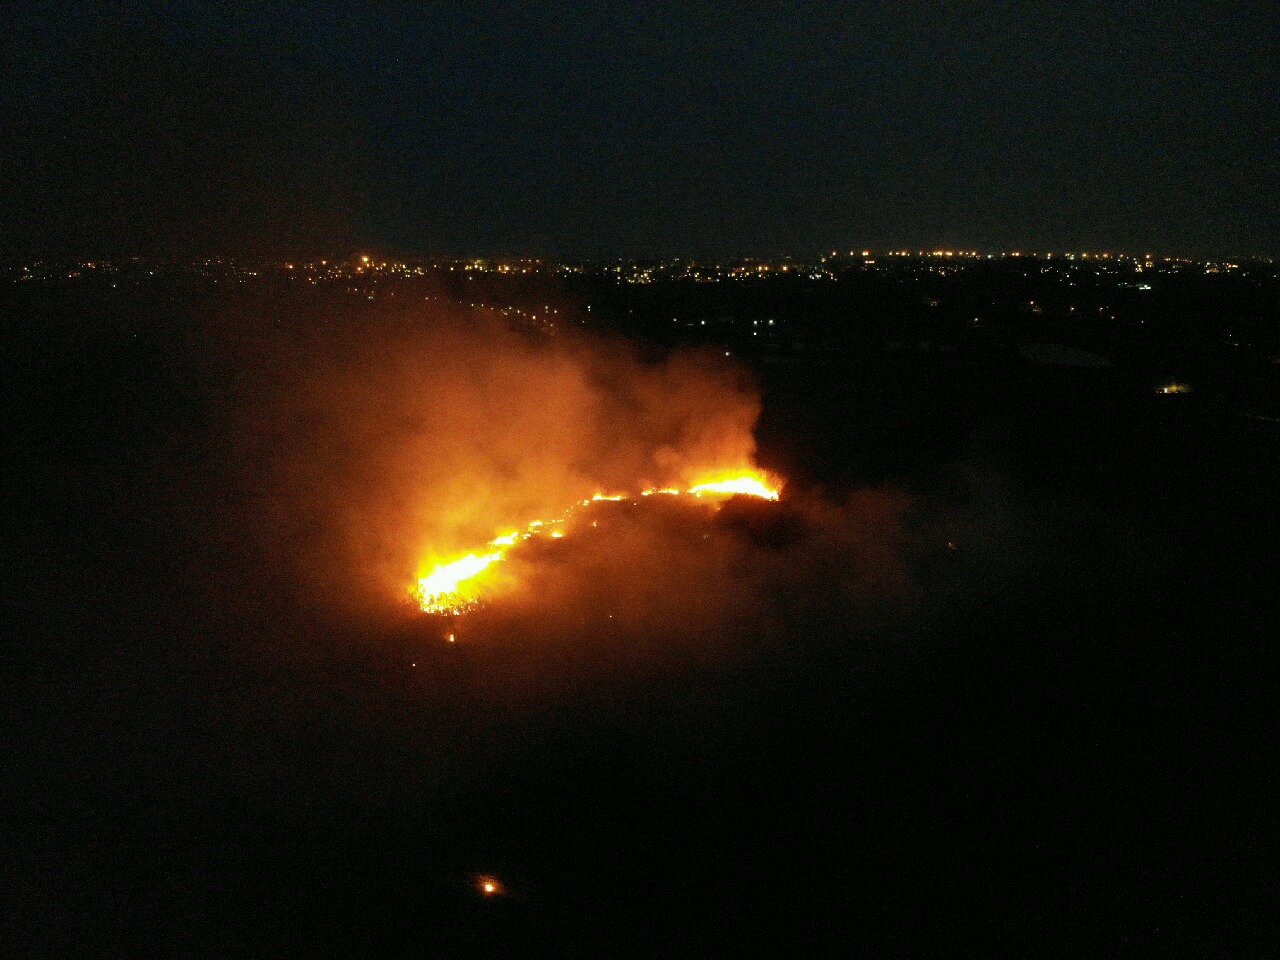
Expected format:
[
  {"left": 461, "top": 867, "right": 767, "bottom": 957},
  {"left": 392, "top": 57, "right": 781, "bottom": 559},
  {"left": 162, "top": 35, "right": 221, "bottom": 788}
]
[{"left": 411, "top": 470, "right": 781, "bottom": 614}]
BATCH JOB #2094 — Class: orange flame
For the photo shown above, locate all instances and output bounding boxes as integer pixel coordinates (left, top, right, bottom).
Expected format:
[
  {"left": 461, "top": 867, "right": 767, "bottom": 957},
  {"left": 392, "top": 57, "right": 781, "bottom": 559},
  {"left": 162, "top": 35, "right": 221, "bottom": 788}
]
[
  {"left": 411, "top": 470, "right": 781, "bottom": 615},
  {"left": 688, "top": 475, "right": 780, "bottom": 501},
  {"left": 412, "top": 550, "right": 503, "bottom": 614}
]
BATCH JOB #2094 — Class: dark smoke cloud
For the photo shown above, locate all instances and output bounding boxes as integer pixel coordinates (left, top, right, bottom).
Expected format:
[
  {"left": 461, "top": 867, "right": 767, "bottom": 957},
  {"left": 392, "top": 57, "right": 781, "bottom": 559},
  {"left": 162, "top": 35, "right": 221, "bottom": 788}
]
[{"left": 453, "top": 485, "right": 920, "bottom": 693}]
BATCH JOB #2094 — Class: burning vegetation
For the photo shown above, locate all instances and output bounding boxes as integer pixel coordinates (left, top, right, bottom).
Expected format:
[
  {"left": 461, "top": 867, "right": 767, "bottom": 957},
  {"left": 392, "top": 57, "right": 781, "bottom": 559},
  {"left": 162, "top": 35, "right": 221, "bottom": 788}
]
[
  {"left": 412, "top": 469, "right": 782, "bottom": 614},
  {"left": 228, "top": 301, "right": 795, "bottom": 625}
]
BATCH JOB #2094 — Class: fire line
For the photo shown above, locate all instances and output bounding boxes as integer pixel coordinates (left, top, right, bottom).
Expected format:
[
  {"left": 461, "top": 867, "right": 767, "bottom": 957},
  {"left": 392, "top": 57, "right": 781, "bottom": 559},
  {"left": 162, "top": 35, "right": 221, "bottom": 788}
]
[{"left": 411, "top": 470, "right": 781, "bottom": 615}]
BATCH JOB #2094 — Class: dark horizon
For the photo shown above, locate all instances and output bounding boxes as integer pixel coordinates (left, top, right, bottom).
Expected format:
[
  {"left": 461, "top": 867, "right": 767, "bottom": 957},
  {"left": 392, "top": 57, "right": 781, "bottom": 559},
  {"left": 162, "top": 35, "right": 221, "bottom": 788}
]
[
  {"left": 4, "top": 2, "right": 1277, "bottom": 263},
  {"left": 5, "top": 245, "right": 1276, "bottom": 270}
]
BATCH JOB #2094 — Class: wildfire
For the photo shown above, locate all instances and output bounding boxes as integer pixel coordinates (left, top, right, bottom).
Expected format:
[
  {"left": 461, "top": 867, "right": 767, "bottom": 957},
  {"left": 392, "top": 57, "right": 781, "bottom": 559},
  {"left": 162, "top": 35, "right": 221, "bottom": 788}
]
[
  {"left": 413, "top": 550, "right": 503, "bottom": 614},
  {"left": 689, "top": 476, "right": 780, "bottom": 500},
  {"left": 411, "top": 469, "right": 781, "bottom": 615}
]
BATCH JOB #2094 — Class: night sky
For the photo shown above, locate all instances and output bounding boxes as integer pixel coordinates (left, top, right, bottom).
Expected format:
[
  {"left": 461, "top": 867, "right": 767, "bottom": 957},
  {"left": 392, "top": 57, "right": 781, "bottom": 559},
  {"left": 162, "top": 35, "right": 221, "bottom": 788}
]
[{"left": 4, "top": 1, "right": 1277, "bottom": 259}]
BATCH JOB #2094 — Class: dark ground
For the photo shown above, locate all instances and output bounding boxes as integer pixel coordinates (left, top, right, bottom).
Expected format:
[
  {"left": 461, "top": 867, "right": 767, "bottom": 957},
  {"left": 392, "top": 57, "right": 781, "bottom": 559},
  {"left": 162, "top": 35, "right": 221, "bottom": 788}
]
[{"left": 3, "top": 282, "right": 1277, "bottom": 957}]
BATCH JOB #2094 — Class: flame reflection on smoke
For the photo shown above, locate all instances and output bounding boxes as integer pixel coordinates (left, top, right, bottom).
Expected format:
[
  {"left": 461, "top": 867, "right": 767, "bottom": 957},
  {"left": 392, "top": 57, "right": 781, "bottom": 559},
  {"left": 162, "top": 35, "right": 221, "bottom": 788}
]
[{"left": 229, "top": 301, "right": 785, "bottom": 619}]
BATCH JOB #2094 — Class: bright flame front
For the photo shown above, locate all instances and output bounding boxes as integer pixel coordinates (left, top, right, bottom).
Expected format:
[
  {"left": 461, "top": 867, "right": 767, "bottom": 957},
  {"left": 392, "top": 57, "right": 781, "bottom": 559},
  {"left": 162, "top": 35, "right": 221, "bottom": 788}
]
[
  {"left": 411, "top": 470, "right": 781, "bottom": 615},
  {"left": 688, "top": 475, "right": 781, "bottom": 500},
  {"left": 413, "top": 550, "right": 503, "bottom": 614}
]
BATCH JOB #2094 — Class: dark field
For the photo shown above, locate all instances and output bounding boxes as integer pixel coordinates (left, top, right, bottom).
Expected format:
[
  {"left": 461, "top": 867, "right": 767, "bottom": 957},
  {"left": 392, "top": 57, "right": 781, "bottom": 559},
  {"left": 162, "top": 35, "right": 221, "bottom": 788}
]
[{"left": 4, "top": 282, "right": 1277, "bottom": 957}]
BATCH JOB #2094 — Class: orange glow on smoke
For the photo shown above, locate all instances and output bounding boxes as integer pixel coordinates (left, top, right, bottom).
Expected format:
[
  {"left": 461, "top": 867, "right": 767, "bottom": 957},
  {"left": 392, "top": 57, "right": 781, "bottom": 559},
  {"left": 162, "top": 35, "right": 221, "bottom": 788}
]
[{"left": 411, "top": 469, "right": 781, "bottom": 614}]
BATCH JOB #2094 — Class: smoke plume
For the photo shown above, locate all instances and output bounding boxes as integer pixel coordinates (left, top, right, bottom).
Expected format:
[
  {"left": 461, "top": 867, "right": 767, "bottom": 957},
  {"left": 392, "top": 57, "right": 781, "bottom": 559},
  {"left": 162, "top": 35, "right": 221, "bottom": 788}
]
[{"left": 228, "top": 303, "right": 771, "bottom": 618}]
